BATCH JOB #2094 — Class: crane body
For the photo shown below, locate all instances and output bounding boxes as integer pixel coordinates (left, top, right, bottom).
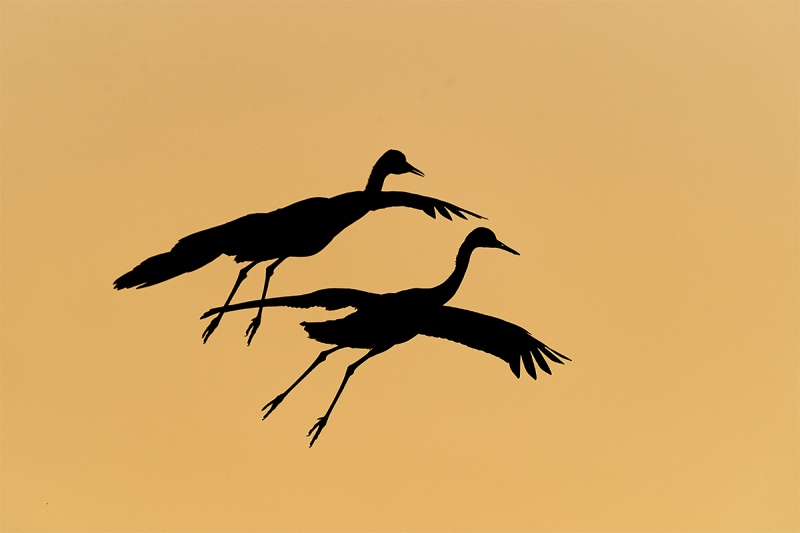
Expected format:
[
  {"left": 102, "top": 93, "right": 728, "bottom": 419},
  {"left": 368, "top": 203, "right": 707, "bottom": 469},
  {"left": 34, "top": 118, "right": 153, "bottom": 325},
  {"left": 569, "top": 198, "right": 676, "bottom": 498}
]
[
  {"left": 201, "top": 228, "right": 569, "bottom": 446},
  {"left": 114, "top": 150, "right": 482, "bottom": 343}
]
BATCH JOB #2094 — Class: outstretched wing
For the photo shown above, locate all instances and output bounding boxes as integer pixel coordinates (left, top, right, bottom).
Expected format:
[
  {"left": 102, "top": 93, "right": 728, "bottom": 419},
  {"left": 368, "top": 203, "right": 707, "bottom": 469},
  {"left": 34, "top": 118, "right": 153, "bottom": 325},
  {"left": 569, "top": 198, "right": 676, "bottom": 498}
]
[
  {"left": 418, "top": 306, "right": 570, "bottom": 379},
  {"left": 200, "top": 288, "right": 378, "bottom": 319},
  {"left": 375, "top": 191, "right": 485, "bottom": 220}
]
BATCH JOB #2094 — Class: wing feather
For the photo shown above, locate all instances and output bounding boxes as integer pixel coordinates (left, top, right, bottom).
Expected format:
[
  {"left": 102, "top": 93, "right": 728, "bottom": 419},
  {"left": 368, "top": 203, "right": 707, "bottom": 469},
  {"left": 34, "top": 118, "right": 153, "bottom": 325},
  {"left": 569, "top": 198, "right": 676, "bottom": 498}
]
[
  {"left": 375, "top": 192, "right": 485, "bottom": 220},
  {"left": 451, "top": 208, "right": 469, "bottom": 220},
  {"left": 418, "top": 306, "right": 568, "bottom": 379},
  {"left": 200, "top": 288, "right": 377, "bottom": 319},
  {"left": 435, "top": 204, "right": 453, "bottom": 220}
]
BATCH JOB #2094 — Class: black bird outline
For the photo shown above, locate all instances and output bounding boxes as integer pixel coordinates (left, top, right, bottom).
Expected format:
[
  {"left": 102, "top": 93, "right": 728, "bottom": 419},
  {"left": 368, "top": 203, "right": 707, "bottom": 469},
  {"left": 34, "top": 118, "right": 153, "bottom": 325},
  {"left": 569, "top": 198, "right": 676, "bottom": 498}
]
[
  {"left": 200, "top": 227, "right": 569, "bottom": 447},
  {"left": 113, "top": 150, "right": 483, "bottom": 344}
]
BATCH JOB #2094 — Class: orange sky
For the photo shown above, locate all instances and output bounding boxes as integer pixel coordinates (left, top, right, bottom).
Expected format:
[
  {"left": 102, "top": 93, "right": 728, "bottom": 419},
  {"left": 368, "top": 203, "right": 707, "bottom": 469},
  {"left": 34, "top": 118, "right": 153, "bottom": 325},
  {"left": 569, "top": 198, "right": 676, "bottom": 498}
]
[{"left": 1, "top": 1, "right": 798, "bottom": 531}]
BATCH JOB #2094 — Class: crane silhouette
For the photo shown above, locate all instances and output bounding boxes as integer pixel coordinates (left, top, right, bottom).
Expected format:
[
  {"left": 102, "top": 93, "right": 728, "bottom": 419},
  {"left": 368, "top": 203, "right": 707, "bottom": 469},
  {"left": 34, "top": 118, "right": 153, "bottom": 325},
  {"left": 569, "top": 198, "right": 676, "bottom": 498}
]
[
  {"left": 113, "top": 150, "right": 483, "bottom": 344},
  {"left": 200, "top": 227, "right": 569, "bottom": 446}
]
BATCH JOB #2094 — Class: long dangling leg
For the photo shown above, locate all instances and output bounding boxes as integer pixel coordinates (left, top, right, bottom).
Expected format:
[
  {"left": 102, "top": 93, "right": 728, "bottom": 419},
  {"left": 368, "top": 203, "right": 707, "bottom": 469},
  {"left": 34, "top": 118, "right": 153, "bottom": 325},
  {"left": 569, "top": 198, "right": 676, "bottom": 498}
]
[
  {"left": 307, "top": 346, "right": 389, "bottom": 447},
  {"left": 245, "top": 257, "right": 286, "bottom": 345},
  {"left": 261, "top": 346, "right": 343, "bottom": 420},
  {"left": 202, "top": 260, "right": 262, "bottom": 343}
]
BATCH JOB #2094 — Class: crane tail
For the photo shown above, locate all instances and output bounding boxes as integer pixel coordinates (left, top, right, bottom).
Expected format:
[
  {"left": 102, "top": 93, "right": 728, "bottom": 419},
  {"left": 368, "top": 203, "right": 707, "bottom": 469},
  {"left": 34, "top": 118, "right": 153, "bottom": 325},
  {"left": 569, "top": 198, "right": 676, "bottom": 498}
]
[
  {"left": 113, "top": 238, "right": 222, "bottom": 290},
  {"left": 300, "top": 320, "right": 341, "bottom": 346}
]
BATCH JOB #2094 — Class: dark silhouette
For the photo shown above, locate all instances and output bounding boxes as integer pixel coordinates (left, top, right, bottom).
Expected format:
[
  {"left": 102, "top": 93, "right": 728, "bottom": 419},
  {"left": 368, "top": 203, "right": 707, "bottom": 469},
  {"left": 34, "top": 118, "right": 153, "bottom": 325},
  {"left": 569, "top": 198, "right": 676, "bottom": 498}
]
[
  {"left": 200, "top": 228, "right": 569, "bottom": 447},
  {"left": 113, "top": 150, "right": 483, "bottom": 344}
]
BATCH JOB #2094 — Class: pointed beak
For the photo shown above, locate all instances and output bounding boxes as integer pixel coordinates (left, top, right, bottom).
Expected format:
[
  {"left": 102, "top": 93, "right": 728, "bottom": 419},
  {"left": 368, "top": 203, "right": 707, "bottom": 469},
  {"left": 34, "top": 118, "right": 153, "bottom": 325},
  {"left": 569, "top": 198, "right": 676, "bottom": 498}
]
[
  {"left": 406, "top": 162, "right": 425, "bottom": 177},
  {"left": 496, "top": 240, "right": 520, "bottom": 255}
]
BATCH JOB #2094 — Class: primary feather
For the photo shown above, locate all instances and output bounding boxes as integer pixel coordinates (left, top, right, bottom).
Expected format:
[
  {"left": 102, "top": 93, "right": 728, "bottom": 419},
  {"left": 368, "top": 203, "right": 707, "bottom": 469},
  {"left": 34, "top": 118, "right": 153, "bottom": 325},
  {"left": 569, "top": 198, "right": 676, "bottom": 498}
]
[{"left": 418, "top": 306, "right": 570, "bottom": 379}]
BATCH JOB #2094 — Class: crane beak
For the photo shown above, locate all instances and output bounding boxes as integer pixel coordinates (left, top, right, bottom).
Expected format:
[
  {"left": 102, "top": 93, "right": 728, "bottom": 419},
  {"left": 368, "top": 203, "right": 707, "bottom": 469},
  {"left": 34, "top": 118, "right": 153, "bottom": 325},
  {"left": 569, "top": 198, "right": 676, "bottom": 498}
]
[
  {"left": 406, "top": 163, "right": 425, "bottom": 177},
  {"left": 496, "top": 240, "right": 520, "bottom": 255}
]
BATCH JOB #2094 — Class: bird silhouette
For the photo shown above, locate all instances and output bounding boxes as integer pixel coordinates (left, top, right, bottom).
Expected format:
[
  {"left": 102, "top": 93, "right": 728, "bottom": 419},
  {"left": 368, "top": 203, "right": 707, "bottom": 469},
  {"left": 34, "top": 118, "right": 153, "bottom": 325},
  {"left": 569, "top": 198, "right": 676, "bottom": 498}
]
[
  {"left": 113, "top": 150, "right": 483, "bottom": 344},
  {"left": 200, "top": 227, "right": 569, "bottom": 446}
]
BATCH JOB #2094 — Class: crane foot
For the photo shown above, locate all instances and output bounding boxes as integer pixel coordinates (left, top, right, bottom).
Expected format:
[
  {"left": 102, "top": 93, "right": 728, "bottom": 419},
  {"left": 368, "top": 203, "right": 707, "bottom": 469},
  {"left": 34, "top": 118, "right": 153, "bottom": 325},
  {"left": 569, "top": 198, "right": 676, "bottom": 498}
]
[
  {"left": 202, "top": 315, "right": 222, "bottom": 343},
  {"left": 307, "top": 416, "right": 328, "bottom": 447},
  {"left": 245, "top": 315, "right": 261, "bottom": 346},
  {"left": 261, "top": 393, "right": 285, "bottom": 420}
]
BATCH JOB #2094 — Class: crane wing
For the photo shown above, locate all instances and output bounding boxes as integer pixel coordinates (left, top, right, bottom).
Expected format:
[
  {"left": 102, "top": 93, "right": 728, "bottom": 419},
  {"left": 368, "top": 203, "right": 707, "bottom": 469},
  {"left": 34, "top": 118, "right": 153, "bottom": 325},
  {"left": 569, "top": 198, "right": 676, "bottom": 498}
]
[
  {"left": 418, "top": 306, "right": 570, "bottom": 379},
  {"left": 200, "top": 288, "right": 378, "bottom": 319},
  {"left": 375, "top": 192, "right": 485, "bottom": 220}
]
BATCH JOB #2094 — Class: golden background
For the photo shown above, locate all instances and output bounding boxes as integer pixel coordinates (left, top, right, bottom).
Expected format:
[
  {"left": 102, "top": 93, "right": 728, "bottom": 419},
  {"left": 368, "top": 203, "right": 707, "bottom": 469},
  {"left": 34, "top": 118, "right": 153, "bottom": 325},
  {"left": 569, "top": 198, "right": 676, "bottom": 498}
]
[{"left": 1, "top": 1, "right": 797, "bottom": 531}]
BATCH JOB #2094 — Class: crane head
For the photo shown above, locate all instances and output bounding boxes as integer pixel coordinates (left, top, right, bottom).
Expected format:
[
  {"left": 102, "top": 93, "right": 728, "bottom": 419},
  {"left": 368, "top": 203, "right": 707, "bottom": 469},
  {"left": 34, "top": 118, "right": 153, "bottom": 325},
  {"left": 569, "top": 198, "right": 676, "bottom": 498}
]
[
  {"left": 375, "top": 149, "right": 425, "bottom": 177},
  {"left": 466, "top": 227, "right": 520, "bottom": 256}
]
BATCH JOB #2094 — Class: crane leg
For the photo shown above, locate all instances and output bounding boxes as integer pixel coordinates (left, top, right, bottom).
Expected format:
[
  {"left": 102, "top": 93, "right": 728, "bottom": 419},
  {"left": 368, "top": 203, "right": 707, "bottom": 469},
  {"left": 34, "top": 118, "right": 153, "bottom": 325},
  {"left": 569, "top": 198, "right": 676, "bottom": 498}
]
[
  {"left": 202, "top": 260, "right": 262, "bottom": 343},
  {"left": 261, "top": 346, "right": 343, "bottom": 420},
  {"left": 245, "top": 257, "right": 286, "bottom": 345},
  {"left": 307, "top": 346, "right": 389, "bottom": 447}
]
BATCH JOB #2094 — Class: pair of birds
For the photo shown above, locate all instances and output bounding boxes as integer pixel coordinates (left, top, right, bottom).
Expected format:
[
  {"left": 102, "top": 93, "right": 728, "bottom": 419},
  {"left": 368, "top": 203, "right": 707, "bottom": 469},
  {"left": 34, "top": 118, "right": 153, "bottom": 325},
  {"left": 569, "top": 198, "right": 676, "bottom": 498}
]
[{"left": 114, "top": 150, "right": 568, "bottom": 446}]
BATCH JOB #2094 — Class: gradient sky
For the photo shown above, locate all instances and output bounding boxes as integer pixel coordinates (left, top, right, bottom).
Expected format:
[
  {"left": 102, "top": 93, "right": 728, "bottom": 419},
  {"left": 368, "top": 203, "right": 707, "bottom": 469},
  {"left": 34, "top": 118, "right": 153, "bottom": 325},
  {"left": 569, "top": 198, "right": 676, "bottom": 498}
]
[{"left": 1, "top": 1, "right": 798, "bottom": 531}]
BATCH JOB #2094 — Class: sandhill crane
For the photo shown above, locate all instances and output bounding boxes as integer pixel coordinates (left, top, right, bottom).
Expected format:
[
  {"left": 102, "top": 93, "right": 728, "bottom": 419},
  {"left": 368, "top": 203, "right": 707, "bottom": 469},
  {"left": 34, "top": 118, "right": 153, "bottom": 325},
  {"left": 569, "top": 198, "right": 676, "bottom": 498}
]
[
  {"left": 114, "top": 150, "right": 482, "bottom": 344},
  {"left": 201, "top": 228, "right": 569, "bottom": 446}
]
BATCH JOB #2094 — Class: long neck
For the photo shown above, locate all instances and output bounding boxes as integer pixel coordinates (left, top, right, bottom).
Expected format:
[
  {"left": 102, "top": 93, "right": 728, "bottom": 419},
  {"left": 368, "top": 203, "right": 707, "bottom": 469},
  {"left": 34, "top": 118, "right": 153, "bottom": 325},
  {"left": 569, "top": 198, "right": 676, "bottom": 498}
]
[
  {"left": 365, "top": 165, "right": 388, "bottom": 192},
  {"left": 431, "top": 243, "right": 476, "bottom": 305}
]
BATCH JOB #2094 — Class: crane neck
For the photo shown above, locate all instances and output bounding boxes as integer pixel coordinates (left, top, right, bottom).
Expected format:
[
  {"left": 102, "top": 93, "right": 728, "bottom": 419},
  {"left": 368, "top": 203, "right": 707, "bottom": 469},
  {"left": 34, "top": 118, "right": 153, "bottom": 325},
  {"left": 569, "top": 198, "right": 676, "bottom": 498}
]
[
  {"left": 432, "top": 243, "right": 477, "bottom": 305},
  {"left": 364, "top": 166, "right": 389, "bottom": 193}
]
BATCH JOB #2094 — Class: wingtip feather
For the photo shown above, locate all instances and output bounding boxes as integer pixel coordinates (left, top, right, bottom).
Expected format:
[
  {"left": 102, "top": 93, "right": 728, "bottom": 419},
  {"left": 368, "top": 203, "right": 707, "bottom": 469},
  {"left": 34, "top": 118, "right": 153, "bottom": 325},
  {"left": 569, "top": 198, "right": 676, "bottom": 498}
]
[
  {"left": 435, "top": 205, "right": 453, "bottom": 220},
  {"left": 521, "top": 352, "right": 538, "bottom": 380},
  {"left": 550, "top": 347, "right": 571, "bottom": 362},
  {"left": 541, "top": 346, "right": 565, "bottom": 365}
]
